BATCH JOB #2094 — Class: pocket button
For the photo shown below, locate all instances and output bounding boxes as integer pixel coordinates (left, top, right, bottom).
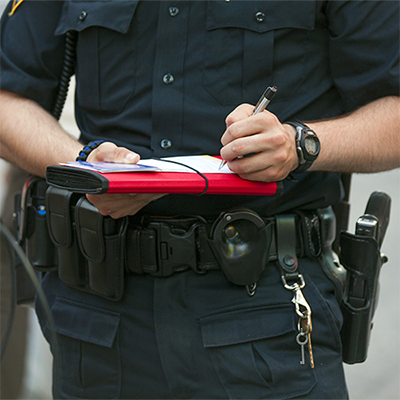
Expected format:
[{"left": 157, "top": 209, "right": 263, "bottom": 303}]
[
  {"left": 79, "top": 11, "right": 87, "bottom": 21},
  {"left": 160, "top": 139, "right": 172, "bottom": 149},
  {"left": 255, "top": 12, "right": 265, "bottom": 22},
  {"left": 169, "top": 7, "right": 179, "bottom": 17}
]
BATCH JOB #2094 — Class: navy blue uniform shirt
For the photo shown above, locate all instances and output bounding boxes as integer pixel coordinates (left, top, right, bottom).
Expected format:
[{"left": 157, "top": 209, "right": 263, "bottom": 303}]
[{"left": 1, "top": 0, "right": 399, "bottom": 217}]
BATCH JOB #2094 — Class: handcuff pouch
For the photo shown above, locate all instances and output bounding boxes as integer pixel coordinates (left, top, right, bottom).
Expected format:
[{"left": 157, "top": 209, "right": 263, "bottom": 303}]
[{"left": 209, "top": 209, "right": 273, "bottom": 286}]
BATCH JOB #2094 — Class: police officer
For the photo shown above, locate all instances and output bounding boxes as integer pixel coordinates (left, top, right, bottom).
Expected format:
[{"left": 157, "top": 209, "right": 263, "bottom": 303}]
[{"left": 0, "top": 1, "right": 399, "bottom": 399}]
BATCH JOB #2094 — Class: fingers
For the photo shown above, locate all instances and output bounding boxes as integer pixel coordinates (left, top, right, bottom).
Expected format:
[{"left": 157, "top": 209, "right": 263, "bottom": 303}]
[
  {"left": 86, "top": 192, "right": 166, "bottom": 219},
  {"left": 222, "top": 109, "right": 281, "bottom": 146},
  {"left": 225, "top": 103, "right": 254, "bottom": 129},
  {"left": 221, "top": 110, "right": 282, "bottom": 158},
  {"left": 228, "top": 149, "right": 293, "bottom": 182},
  {"left": 85, "top": 143, "right": 166, "bottom": 217},
  {"left": 220, "top": 111, "right": 298, "bottom": 182},
  {"left": 87, "top": 142, "right": 140, "bottom": 164}
]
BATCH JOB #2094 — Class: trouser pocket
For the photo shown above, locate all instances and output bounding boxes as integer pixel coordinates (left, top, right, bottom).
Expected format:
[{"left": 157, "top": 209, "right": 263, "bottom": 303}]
[
  {"left": 199, "top": 304, "right": 317, "bottom": 399},
  {"left": 44, "top": 297, "right": 121, "bottom": 399}
]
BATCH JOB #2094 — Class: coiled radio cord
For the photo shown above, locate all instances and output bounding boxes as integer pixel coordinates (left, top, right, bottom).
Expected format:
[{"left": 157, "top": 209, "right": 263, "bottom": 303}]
[{"left": 51, "top": 30, "right": 77, "bottom": 121}]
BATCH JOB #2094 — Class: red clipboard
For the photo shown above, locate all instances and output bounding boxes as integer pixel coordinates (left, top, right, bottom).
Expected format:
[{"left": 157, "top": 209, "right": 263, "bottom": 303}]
[{"left": 46, "top": 165, "right": 282, "bottom": 196}]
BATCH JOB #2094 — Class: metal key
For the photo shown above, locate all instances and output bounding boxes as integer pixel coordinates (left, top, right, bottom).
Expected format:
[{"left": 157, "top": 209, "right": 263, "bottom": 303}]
[
  {"left": 282, "top": 273, "right": 315, "bottom": 368},
  {"left": 301, "top": 315, "right": 315, "bottom": 369},
  {"left": 296, "top": 331, "right": 308, "bottom": 365}
]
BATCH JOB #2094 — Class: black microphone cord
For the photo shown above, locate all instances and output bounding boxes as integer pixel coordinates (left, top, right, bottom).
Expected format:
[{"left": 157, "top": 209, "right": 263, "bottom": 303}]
[
  {"left": 0, "top": 221, "right": 16, "bottom": 359},
  {"left": 0, "top": 219, "right": 61, "bottom": 394}
]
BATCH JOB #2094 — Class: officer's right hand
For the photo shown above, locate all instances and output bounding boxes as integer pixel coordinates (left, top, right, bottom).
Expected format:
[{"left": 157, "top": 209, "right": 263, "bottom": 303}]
[
  {"left": 85, "top": 142, "right": 166, "bottom": 219},
  {"left": 220, "top": 104, "right": 298, "bottom": 182}
]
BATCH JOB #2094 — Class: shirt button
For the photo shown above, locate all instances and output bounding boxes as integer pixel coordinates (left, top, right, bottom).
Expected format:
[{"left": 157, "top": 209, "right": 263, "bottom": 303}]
[
  {"left": 169, "top": 7, "right": 179, "bottom": 17},
  {"left": 163, "top": 73, "right": 174, "bottom": 85},
  {"left": 160, "top": 139, "right": 172, "bottom": 149},
  {"left": 79, "top": 11, "right": 87, "bottom": 21},
  {"left": 255, "top": 11, "right": 265, "bottom": 22}
]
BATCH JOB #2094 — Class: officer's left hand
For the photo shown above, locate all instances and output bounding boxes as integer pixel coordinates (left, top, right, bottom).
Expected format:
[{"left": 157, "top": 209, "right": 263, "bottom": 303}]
[
  {"left": 85, "top": 142, "right": 166, "bottom": 219},
  {"left": 220, "top": 104, "right": 298, "bottom": 182},
  {"left": 86, "top": 192, "right": 166, "bottom": 219}
]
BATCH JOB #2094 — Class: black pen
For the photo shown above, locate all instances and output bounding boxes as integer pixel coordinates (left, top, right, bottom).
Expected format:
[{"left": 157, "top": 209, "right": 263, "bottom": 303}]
[{"left": 219, "top": 86, "right": 278, "bottom": 170}]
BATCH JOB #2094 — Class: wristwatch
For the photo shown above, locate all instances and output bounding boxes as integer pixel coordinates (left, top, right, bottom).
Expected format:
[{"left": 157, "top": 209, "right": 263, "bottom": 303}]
[{"left": 286, "top": 121, "right": 320, "bottom": 174}]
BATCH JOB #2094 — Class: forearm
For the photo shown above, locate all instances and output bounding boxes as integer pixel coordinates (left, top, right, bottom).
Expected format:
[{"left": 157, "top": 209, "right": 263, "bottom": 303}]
[
  {"left": 0, "top": 90, "right": 82, "bottom": 177},
  {"left": 307, "top": 96, "right": 400, "bottom": 173}
]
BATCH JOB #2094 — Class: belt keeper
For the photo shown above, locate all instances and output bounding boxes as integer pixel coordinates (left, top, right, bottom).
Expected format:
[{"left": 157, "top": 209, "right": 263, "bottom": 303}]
[{"left": 275, "top": 214, "right": 298, "bottom": 274}]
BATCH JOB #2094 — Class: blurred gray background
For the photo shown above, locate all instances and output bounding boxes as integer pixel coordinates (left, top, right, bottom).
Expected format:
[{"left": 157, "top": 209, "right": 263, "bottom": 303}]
[{"left": 0, "top": 0, "right": 399, "bottom": 398}]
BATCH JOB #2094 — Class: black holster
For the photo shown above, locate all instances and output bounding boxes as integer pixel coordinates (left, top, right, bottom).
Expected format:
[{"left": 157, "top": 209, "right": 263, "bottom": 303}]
[{"left": 339, "top": 232, "right": 383, "bottom": 364}]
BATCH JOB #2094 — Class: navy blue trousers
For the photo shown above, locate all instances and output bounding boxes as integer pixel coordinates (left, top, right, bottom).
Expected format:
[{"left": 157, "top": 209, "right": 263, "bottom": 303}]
[{"left": 36, "top": 257, "right": 348, "bottom": 399}]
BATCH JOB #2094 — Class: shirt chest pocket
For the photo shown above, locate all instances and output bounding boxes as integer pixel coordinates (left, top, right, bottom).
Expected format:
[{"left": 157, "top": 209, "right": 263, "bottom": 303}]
[
  {"left": 55, "top": 1, "right": 139, "bottom": 113},
  {"left": 204, "top": 1, "right": 316, "bottom": 106}
]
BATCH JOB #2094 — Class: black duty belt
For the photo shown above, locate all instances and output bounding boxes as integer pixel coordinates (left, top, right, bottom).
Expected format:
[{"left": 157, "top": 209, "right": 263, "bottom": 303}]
[
  {"left": 125, "top": 212, "right": 321, "bottom": 278},
  {"left": 45, "top": 186, "right": 325, "bottom": 301}
]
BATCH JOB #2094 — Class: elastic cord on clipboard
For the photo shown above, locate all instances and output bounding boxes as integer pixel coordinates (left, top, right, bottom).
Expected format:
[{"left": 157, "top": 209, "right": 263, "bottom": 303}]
[{"left": 152, "top": 158, "right": 209, "bottom": 195}]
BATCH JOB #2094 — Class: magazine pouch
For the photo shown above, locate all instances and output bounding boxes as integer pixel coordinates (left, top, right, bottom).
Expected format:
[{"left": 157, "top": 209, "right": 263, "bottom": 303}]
[
  {"left": 75, "top": 197, "right": 128, "bottom": 301},
  {"left": 46, "top": 186, "right": 87, "bottom": 287}
]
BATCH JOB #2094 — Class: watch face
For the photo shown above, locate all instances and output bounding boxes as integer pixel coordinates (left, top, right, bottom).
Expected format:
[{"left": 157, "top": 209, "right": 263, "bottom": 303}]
[{"left": 304, "top": 136, "right": 319, "bottom": 155}]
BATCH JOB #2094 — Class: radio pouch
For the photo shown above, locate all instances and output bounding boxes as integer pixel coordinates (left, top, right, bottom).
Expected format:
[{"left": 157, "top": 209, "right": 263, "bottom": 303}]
[
  {"left": 17, "top": 177, "right": 58, "bottom": 272},
  {"left": 13, "top": 177, "right": 57, "bottom": 305},
  {"left": 339, "top": 232, "right": 383, "bottom": 364}
]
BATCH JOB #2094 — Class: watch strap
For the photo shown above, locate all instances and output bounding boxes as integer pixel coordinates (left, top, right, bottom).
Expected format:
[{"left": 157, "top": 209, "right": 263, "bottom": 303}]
[{"left": 286, "top": 121, "right": 319, "bottom": 174}]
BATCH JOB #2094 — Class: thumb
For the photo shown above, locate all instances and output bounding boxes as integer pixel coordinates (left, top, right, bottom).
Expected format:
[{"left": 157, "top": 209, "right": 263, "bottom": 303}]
[{"left": 88, "top": 142, "right": 140, "bottom": 163}]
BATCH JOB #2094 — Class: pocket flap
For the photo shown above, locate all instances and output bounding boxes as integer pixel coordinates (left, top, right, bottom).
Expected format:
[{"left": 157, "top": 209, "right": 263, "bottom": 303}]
[
  {"left": 55, "top": 1, "right": 139, "bottom": 35},
  {"left": 50, "top": 297, "right": 120, "bottom": 348},
  {"left": 206, "top": 1, "right": 315, "bottom": 33},
  {"left": 75, "top": 197, "right": 105, "bottom": 263},
  {"left": 46, "top": 187, "right": 80, "bottom": 248},
  {"left": 200, "top": 304, "right": 295, "bottom": 348}
]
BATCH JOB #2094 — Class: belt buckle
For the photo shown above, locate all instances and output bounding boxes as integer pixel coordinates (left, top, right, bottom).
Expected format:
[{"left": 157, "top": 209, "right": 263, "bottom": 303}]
[{"left": 148, "top": 221, "right": 199, "bottom": 277}]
